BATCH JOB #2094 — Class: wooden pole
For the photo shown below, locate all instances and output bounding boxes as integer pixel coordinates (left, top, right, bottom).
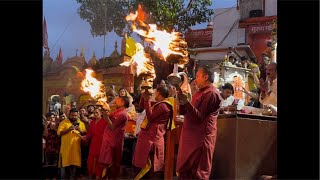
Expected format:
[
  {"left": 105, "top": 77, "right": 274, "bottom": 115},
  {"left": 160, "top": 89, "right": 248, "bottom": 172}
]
[
  {"left": 164, "top": 97, "right": 179, "bottom": 180},
  {"left": 164, "top": 129, "right": 175, "bottom": 180}
]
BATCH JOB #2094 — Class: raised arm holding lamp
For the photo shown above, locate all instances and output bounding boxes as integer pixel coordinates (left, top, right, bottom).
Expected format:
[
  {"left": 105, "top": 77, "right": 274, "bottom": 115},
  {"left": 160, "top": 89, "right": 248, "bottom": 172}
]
[
  {"left": 176, "top": 65, "right": 223, "bottom": 179},
  {"left": 99, "top": 96, "right": 130, "bottom": 179},
  {"left": 132, "top": 86, "right": 174, "bottom": 179}
]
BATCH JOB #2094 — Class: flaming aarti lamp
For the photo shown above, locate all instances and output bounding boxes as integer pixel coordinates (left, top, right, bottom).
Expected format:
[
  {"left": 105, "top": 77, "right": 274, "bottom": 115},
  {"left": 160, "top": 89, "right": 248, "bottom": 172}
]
[
  {"left": 140, "top": 77, "right": 153, "bottom": 90},
  {"left": 166, "top": 33, "right": 189, "bottom": 87},
  {"left": 167, "top": 63, "right": 187, "bottom": 87},
  {"left": 139, "top": 73, "right": 154, "bottom": 93},
  {"left": 81, "top": 69, "right": 110, "bottom": 111}
]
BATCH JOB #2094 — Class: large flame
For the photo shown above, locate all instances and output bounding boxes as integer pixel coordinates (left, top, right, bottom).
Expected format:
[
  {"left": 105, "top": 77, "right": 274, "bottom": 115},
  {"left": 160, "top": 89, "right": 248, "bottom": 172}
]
[
  {"left": 81, "top": 69, "right": 109, "bottom": 110},
  {"left": 120, "top": 43, "right": 156, "bottom": 79},
  {"left": 126, "top": 4, "right": 188, "bottom": 65}
]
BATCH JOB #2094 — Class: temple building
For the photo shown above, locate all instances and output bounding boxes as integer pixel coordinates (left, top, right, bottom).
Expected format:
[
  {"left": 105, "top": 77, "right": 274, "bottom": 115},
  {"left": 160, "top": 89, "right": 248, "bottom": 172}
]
[{"left": 43, "top": 41, "right": 134, "bottom": 113}]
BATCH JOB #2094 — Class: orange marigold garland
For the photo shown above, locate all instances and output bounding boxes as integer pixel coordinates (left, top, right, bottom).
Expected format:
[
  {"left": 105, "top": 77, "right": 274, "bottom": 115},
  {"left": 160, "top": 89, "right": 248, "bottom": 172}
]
[
  {"left": 232, "top": 76, "right": 244, "bottom": 99},
  {"left": 245, "top": 81, "right": 250, "bottom": 104}
]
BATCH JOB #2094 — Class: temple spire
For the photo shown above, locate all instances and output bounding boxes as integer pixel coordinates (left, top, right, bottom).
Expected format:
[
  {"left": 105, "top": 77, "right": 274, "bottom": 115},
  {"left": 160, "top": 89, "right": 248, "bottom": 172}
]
[{"left": 80, "top": 47, "right": 85, "bottom": 57}]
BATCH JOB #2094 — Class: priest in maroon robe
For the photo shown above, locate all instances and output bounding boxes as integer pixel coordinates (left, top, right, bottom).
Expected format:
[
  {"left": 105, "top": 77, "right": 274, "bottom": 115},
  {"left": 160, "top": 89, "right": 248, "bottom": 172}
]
[
  {"left": 176, "top": 65, "right": 223, "bottom": 179},
  {"left": 82, "top": 107, "right": 107, "bottom": 179},
  {"left": 133, "top": 86, "right": 174, "bottom": 179},
  {"left": 98, "top": 96, "right": 130, "bottom": 179}
]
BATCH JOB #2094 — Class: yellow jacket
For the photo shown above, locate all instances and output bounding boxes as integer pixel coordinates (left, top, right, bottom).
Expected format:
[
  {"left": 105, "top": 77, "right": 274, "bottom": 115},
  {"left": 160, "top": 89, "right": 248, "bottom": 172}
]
[{"left": 57, "top": 119, "right": 86, "bottom": 167}]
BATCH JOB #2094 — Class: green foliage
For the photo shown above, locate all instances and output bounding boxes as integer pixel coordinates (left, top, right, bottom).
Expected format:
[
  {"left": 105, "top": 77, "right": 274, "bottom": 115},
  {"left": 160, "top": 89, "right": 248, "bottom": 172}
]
[
  {"left": 75, "top": 0, "right": 214, "bottom": 37},
  {"left": 132, "top": 0, "right": 214, "bottom": 33},
  {"left": 75, "top": 0, "right": 129, "bottom": 37}
]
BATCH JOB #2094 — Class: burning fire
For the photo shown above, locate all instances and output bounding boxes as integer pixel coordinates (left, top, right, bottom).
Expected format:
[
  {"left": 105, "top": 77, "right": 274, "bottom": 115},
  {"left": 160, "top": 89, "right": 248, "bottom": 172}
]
[
  {"left": 126, "top": 4, "right": 188, "bottom": 65},
  {"left": 81, "top": 69, "right": 109, "bottom": 110},
  {"left": 120, "top": 43, "right": 156, "bottom": 79}
]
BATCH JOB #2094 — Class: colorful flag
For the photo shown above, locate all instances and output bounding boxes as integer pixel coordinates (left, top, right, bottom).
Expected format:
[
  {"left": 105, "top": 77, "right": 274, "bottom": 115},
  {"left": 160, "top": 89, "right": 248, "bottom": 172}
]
[{"left": 43, "top": 16, "right": 48, "bottom": 49}]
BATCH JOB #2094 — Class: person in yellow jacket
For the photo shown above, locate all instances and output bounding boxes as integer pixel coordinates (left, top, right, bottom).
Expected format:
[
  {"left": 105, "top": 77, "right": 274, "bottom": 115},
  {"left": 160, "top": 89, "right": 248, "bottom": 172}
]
[
  {"left": 57, "top": 108, "right": 86, "bottom": 179},
  {"left": 241, "top": 56, "right": 260, "bottom": 91}
]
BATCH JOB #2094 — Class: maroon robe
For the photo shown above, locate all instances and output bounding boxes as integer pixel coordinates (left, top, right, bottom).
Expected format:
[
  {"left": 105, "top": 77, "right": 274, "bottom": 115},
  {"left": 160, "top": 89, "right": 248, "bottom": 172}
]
[
  {"left": 99, "top": 108, "right": 129, "bottom": 178},
  {"left": 176, "top": 85, "right": 222, "bottom": 179},
  {"left": 44, "top": 124, "right": 60, "bottom": 165},
  {"left": 133, "top": 99, "right": 172, "bottom": 172},
  {"left": 86, "top": 118, "right": 107, "bottom": 177}
]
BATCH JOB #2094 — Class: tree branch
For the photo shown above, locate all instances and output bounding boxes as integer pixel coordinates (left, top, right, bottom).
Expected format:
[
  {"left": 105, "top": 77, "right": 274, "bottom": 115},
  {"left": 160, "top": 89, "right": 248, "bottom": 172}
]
[{"left": 178, "top": 0, "right": 194, "bottom": 16}]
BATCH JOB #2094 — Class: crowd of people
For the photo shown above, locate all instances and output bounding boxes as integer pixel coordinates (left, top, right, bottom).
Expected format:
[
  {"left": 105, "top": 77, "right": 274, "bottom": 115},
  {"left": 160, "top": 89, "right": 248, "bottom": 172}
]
[
  {"left": 219, "top": 50, "right": 277, "bottom": 115},
  {"left": 42, "top": 58, "right": 277, "bottom": 179}
]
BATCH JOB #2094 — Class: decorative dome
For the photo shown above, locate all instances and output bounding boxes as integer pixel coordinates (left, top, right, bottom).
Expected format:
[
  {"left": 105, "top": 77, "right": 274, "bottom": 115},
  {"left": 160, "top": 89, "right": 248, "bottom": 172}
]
[
  {"left": 110, "top": 41, "right": 120, "bottom": 58},
  {"left": 51, "top": 56, "right": 63, "bottom": 71},
  {"left": 63, "top": 56, "right": 86, "bottom": 70}
]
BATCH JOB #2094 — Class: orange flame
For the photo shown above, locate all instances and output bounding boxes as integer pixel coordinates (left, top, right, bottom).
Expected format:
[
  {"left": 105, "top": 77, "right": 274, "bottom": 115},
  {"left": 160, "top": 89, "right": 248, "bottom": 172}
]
[
  {"left": 120, "top": 43, "right": 156, "bottom": 79},
  {"left": 81, "top": 69, "right": 109, "bottom": 110},
  {"left": 126, "top": 5, "right": 188, "bottom": 64}
]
